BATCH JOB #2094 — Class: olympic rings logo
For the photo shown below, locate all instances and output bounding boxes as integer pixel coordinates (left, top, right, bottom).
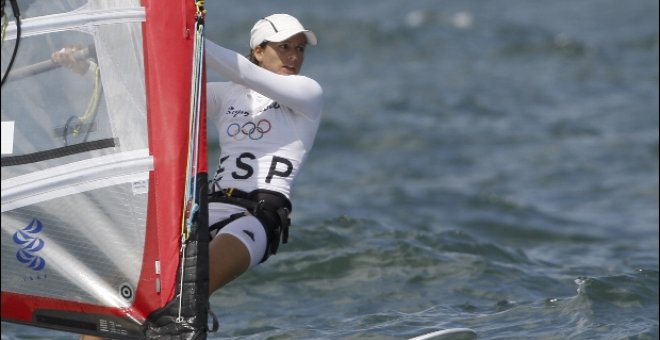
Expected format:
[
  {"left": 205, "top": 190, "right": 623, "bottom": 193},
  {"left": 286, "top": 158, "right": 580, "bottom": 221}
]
[{"left": 227, "top": 119, "right": 272, "bottom": 140}]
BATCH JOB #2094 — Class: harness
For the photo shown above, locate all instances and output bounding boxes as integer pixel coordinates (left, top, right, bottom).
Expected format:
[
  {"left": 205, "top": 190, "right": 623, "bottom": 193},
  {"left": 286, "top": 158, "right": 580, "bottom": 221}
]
[{"left": 209, "top": 187, "right": 292, "bottom": 263}]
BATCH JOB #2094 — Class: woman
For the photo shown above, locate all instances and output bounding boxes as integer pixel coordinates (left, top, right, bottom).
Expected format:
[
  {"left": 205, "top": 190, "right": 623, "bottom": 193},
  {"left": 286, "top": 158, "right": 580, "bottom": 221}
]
[{"left": 205, "top": 13, "right": 323, "bottom": 293}]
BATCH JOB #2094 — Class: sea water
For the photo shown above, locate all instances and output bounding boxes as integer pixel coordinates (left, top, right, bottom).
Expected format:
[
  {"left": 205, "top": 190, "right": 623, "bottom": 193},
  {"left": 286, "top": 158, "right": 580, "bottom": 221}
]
[{"left": 2, "top": 0, "right": 658, "bottom": 339}]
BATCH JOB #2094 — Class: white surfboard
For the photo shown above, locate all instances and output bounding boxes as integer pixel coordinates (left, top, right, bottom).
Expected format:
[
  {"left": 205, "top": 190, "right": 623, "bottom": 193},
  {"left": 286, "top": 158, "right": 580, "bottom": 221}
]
[{"left": 408, "top": 328, "right": 477, "bottom": 340}]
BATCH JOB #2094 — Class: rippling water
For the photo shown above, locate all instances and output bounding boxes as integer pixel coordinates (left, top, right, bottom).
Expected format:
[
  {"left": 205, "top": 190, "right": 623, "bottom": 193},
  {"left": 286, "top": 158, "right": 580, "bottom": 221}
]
[{"left": 3, "top": 0, "right": 658, "bottom": 339}]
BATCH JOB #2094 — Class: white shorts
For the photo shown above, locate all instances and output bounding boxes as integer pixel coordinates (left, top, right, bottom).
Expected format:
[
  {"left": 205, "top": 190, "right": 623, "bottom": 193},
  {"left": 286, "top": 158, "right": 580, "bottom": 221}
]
[{"left": 209, "top": 203, "right": 267, "bottom": 268}]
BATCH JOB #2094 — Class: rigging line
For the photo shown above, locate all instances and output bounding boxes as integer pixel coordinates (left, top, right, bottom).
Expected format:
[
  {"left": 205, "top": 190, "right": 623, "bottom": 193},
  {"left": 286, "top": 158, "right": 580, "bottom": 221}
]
[
  {"left": 62, "top": 65, "right": 103, "bottom": 146},
  {"left": 180, "top": 6, "right": 206, "bottom": 240},
  {"left": 188, "top": 25, "right": 204, "bottom": 207},
  {"left": 176, "top": 240, "right": 187, "bottom": 323},
  {"left": 1, "top": 0, "right": 21, "bottom": 87},
  {"left": 80, "top": 66, "right": 103, "bottom": 142},
  {"left": 176, "top": 2, "right": 205, "bottom": 324}
]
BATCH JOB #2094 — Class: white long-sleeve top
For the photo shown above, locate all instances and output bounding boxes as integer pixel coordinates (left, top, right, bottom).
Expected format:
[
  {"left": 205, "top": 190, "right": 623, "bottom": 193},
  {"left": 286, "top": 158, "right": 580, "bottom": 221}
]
[{"left": 205, "top": 40, "right": 323, "bottom": 198}]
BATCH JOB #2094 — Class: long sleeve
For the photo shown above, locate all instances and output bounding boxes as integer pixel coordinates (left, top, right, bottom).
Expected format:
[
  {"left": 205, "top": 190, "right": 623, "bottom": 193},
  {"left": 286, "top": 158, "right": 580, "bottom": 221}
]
[{"left": 205, "top": 39, "right": 323, "bottom": 118}]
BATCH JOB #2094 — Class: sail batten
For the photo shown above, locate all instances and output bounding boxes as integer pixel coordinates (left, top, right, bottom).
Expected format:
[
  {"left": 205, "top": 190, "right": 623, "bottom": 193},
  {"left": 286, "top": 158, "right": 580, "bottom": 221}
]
[
  {"left": 2, "top": 148, "right": 153, "bottom": 211},
  {"left": 3, "top": 7, "right": 146, "bottom": 40}
]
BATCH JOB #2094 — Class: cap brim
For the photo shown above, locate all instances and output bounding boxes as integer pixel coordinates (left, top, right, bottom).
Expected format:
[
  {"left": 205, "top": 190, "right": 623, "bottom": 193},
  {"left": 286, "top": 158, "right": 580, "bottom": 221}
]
[{"left": 266, "top": 29, "right": 317, "bottom": 46}]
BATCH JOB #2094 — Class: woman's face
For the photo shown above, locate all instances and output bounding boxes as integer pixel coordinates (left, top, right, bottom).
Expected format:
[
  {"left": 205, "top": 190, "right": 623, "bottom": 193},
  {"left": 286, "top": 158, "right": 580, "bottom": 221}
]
[{"left": 254, "top": 33, "right": 307, "bottom": 75}]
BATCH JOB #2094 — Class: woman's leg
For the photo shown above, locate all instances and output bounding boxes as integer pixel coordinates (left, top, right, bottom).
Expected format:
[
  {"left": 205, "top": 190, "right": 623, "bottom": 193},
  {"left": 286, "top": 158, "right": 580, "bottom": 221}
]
[
  {"left": 208, "top": 215, "right": 267, "bottom": 294},
  {"left": 208, "top": 233, "right": 251, "bottom": 292}
]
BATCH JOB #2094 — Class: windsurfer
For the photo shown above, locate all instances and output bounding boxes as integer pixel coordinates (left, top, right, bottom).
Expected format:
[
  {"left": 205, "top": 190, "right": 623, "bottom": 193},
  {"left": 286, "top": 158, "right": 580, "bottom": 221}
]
[{"left": 205, "top": 13, "right": 322, "bottom": 292}]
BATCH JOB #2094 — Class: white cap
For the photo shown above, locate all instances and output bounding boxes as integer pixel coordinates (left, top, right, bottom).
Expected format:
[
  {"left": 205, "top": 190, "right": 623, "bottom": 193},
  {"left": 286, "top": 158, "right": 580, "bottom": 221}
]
[{"left": 250, "top": 14, "right": 318, "bottom": 49}]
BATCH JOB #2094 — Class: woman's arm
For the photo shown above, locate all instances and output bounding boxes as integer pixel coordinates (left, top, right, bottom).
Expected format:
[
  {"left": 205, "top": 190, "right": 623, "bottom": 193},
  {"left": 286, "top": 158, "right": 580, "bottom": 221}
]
[{"left": 205, "top": 39, "right": 323, "bottom": 116}]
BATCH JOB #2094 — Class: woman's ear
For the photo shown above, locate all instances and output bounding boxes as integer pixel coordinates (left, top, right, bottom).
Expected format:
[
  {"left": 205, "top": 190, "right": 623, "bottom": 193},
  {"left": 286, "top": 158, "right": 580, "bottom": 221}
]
[{"left": 253, "top": 46, "right": 264, "bottom": 63}]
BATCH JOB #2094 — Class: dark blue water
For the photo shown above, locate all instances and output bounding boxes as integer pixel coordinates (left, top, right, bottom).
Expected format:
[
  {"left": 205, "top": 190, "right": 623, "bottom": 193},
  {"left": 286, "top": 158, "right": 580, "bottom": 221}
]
[{"left": 3, "top": 0, "right": 658, "bottom": 339}]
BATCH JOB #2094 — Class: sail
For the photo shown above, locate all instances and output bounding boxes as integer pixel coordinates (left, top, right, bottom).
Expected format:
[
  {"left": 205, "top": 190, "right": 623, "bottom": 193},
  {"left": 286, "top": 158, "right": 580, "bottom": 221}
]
[{"left": 1, "top": 0, "right": 209, "bottom": 338}]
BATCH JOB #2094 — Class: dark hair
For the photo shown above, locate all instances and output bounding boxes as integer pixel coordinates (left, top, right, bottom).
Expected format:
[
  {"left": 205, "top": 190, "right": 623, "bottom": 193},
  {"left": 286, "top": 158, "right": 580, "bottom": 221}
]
[{"left": 247, "top": 41, "right": 268, "bottom": 65}]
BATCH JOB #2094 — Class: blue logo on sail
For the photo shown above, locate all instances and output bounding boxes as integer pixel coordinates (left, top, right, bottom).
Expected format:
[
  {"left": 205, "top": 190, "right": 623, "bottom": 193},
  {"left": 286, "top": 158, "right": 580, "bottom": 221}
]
[{"left": 12, "top": 219, "right": 46, "bottom": 271}]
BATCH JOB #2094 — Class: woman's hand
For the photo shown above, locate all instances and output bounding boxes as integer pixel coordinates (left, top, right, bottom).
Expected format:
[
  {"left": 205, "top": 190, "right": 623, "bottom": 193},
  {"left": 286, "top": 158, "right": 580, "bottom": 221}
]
[{"left": 51, "top": 45, "right": 90, "bottom": 75}]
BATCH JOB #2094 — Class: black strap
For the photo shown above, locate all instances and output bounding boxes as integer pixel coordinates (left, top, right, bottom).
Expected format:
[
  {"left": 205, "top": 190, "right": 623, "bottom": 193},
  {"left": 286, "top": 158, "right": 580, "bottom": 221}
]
[
  {"left": 209, "top": 188, "right": 292, "bottom": 262},
  {"left": 209, "top": 212, "right": 248, "bottom": 235}
]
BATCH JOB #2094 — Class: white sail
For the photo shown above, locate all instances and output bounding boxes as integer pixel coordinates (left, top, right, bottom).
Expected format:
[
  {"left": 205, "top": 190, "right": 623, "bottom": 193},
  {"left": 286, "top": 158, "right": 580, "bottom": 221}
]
[{"left": 2, "top": 0, "right": 210, "bottom": 337}]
